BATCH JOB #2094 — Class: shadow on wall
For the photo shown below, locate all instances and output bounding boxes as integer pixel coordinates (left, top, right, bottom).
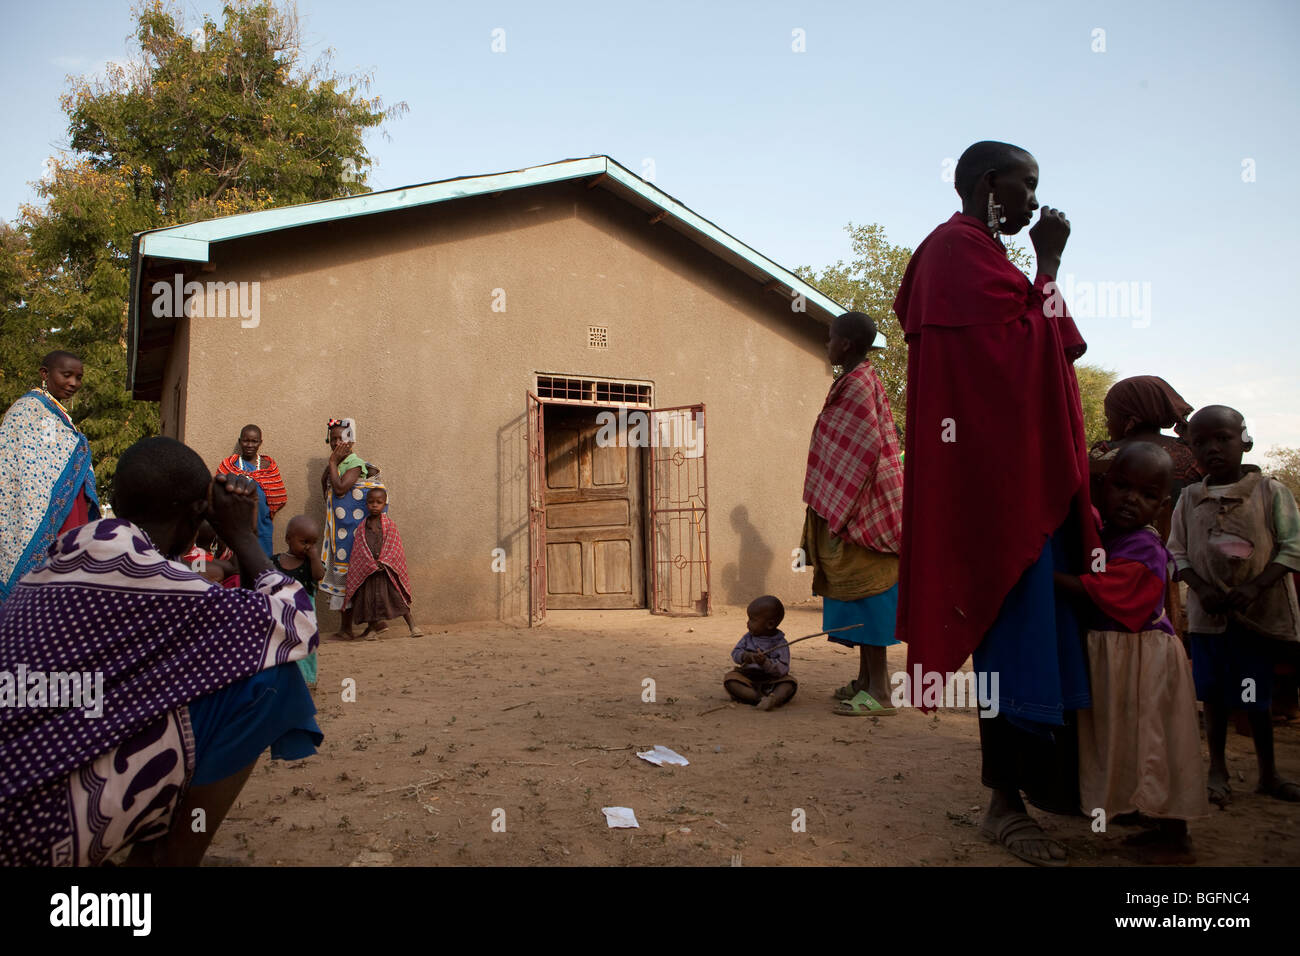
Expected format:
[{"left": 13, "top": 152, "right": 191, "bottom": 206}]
[
  {"left": 497, "top": 411, "right": 529, "bottom": 624},
  {"left": 719, "top": 504, "right": 773, "bottom": 606}
]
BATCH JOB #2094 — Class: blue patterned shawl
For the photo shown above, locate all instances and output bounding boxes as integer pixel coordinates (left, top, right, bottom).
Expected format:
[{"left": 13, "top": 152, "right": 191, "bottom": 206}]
[{"left": 0, "top": 390, "right": 99, "bottom": 601}]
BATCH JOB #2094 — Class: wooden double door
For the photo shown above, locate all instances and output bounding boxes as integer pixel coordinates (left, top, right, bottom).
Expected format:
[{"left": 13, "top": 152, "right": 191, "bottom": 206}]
[{"left": 542, "top": 404, "right": 645, "bottom": 609}]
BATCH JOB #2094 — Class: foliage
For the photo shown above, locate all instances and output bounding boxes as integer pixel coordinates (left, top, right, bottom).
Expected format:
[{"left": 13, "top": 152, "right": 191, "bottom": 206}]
[
  {"left": 1264, "top": 446, "right": 1300, "bottom": 501},
  {"left": 1075, "top": 363, "right": 1118, "bottom": 447},
  {"left": 0, "top": 0, "right": 404, "bottom": 494},
  {"left": 796, "top": 223, "right": 1114, "bottom": 444},
  {"left": 795, "top": 223, "right": 910, "bottom": 429}
]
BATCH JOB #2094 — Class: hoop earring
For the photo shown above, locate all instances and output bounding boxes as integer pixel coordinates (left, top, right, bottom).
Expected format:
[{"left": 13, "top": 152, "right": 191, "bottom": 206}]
[{"left": 986, "top": 193, "right": 1006, "bottom": 233}]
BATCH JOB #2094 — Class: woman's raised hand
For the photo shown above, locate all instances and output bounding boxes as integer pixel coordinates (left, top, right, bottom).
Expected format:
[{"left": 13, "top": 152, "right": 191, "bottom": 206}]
[
  {"left": 1029, "top": 207, "right": 1070, "bottom": 275},
  {"left": 208, "top": 473, "right": 259, "bottom": 544}
]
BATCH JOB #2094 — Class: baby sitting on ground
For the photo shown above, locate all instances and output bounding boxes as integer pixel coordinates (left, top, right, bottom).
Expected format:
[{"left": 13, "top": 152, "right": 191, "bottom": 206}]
[{"left": 723, "top": 595, "right": 798, "bottom": 711}]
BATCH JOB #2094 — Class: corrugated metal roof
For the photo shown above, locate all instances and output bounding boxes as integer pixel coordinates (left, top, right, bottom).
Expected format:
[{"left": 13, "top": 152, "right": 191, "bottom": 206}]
[{"left": 127, "top": 155, "right": 872, "bottom": 395}]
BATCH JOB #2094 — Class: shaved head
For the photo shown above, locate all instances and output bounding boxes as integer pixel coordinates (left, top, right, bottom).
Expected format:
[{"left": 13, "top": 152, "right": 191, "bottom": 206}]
[
  {"left": 286, "top": 514, "right": 321, "bottom": 538},
  {"left": 747, "top": 594, "right": 785, "bottom": 623},
  {"left": 112, "top": 437, "right": 210, "bottom": 524},
  {"left": 40, "top": 350, "right": 81, "bottom": 371},
  {"left": 1111, "top": 441, "right": 1173, "bottom": 487},
  {"left": 831, "top": 311, "right": 878, "bottom": 352},
  {"left": 1189, "top": 404, "right": 1245, "bottom": 432},
  {"left": 955, "top": 141, "right": 1033, "bottom": 201}
]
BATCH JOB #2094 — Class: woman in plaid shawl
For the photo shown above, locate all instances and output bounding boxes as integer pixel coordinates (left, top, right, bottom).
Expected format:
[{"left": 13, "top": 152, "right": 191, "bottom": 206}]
[{"left": 801, "top": 312, "right": 904, "bottom": 716}]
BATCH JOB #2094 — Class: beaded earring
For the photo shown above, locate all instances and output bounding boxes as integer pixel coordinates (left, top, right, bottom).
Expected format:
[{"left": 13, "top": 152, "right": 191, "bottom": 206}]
[{"left": 987, "top": 193, "right": 1006, "bottom": 234}]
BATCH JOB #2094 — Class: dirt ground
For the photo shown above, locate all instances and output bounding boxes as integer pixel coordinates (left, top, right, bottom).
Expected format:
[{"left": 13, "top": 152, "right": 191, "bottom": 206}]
[{"left": 206, "top": 604, "right": 1300, "bottom": 867}]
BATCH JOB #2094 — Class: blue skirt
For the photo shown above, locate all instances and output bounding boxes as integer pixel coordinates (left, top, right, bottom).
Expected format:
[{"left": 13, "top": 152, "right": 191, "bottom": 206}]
[
  {"left": 188, "top": 663, "right": 323, "bottom": 786},
  {"left": 972, "top": 529, "right": 1090, "bottom": 732},
  {"left": 823, "top": 583, "right": 899, "bottom": 647}
]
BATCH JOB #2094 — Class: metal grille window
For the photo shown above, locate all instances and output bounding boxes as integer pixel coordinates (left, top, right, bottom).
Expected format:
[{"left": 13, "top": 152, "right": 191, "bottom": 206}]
[
  {"left": 535, "top": 375, "right": 652, "bottom": 407},
  {"left": 588, "top": 326, "right": 609, "bottom": 349}
]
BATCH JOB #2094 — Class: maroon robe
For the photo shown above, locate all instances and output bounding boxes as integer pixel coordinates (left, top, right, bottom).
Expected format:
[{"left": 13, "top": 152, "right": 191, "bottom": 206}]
[{"left": 893, "top": 213, "right": 1100, "bottom": 677}]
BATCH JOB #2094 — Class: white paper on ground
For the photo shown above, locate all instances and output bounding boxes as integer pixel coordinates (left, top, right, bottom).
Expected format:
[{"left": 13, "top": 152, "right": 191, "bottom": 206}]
[
  {"left": 636, "top": 745, "right": 690, "bottom": 767},
  {"left": 601, "top": 807, "right": 640, "bottom": 828}
]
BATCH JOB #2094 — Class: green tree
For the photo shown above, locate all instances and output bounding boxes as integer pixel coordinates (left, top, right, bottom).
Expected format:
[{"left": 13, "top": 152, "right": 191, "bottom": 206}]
[
  {"left": 0, "top": 0, "right": 404, "bottom": 493},
  {"left": 795, "top": 223, "right": 910, "bottom": 429},
  {"left": 1264, "top": 446, "right": 1300, "bottom": 501},
  {"left": 1075, "top": 363, "right": 1118, "bottom": 447},
  {"left": 796, "top": 222, "right": 1115, "bottom": 443}
]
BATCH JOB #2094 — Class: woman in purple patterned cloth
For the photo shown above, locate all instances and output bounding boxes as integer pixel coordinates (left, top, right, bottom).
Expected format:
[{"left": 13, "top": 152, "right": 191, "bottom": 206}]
[{"left": 0, "top": 437, "right": 322, "bottom": 866}]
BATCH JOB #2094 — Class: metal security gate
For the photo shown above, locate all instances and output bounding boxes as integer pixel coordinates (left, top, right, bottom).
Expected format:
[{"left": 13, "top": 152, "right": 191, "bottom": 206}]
[
  {"left": 648, "top": 404, "right": 710, "bottom": 615},
  {"left": 527, "top": 392, "right": 547, "bottom": 626}
]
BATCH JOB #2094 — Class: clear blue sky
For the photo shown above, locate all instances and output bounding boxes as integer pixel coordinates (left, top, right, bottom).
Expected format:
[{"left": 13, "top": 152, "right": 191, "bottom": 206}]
[{"left": 3, "top": 0, "right": 1297, "bottom": 453}]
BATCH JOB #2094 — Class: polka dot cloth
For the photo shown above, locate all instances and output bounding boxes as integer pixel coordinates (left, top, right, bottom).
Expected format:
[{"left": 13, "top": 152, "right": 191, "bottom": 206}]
[{"left": 0, "top": 518, "right": 317, "bottom": 866}]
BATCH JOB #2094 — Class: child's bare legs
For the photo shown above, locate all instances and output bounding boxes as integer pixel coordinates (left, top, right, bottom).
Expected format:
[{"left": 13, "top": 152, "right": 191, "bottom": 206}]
[
  {"left": 334, "top": 608, "right": 355, "bottom": 640},
  {"left": 725, "top": 676, "right": 761, "bottom": 705},
  {"left": 1205, "top": 701, "right": 1300, "bottom": 801},
  {"left": 1249, "top": 708, "right": 1300, "bottom": 800},
  {"left": 404, "top": 613, "right": 423, "bottom": 637},
  {"left": 755, "top": 681, "right": 796, "bottom": 711},
  {"left": 1203, "top": 700, "right": 1232, "bottom": 805}
]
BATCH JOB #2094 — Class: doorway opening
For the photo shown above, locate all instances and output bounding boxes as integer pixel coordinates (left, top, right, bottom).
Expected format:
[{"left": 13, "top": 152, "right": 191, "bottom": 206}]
[{"left": 526, "top": 385, "right": 709, "bottom": 625}]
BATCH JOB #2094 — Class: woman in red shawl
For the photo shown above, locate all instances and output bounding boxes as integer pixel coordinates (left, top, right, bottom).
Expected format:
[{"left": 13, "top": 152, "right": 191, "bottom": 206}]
[
  {"left": 894, "top": 141, "right": 1099, "bottom": 866},
  {"left": 215, "top": 424, "right": 286, "bottom": 557}
]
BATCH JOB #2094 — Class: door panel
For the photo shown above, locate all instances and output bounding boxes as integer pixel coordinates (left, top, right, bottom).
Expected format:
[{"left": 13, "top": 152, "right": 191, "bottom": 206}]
[
  {"left": 546, "top": 542, "right": 583, "bottom": 593},
  {"left": 649, "top": 404, "right": 710, "bottom": 615},
  {"left": 543, "top": 404, "right": 644, "bottom": 609}
]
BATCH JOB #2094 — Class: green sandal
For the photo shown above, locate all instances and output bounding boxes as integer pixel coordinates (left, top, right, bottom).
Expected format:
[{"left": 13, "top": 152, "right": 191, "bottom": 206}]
[
  {"left": 833, "top": 689, "right": 897, "bottom": 717},
  {"left": 832, "top": 680, "right": 863, "bottom": 701}
]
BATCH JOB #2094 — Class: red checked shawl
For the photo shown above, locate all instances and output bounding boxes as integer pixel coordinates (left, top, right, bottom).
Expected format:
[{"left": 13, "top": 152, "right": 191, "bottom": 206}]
[
  {"left": 893, "top": 213, "right": 1100, "bottom": 676},
  {"left": 344, "top": 514, "right": 412, "bottom": 606},
  {"left": 802, "top": 361, "right": 904, "bottom": 553}
]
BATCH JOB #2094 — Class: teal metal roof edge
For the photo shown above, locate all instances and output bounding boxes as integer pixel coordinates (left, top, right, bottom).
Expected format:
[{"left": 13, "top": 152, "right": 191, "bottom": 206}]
[
  {"left": 600, "top": 163, "right": 848, "bottom": 321},
  {"left": 135, "top": 156, "right": 609, "bottom": 260},
  {"left": 129, "top": 156, "right": 873, "bottom": 392}
]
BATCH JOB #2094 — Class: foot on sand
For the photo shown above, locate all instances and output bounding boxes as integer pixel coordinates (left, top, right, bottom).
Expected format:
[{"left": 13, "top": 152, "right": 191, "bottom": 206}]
[
  {"left": 980, "top": 808, "right": 1068, "bottom": 867},
  {"left": 1256, "top": 775, "right": 1300, "bottom": 802}
]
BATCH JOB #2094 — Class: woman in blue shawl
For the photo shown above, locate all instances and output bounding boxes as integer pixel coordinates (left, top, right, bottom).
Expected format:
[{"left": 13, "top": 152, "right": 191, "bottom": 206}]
[{"left": 0, "top": 351, "right": 100, "bottom": 602}]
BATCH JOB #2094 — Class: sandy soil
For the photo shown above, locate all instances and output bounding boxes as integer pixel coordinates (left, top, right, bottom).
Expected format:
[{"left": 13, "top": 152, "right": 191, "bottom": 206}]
[{"left": 206, "top": 604, "right": 1300, "bottom": 867}]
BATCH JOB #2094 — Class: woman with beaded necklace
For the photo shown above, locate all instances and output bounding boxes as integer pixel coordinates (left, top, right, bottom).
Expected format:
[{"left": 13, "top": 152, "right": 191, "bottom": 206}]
[
  {"left": 0, "top": 350, "right": 100, "bottom": 602},
  {"left": 215, "top": 424, "right": 286, "bottom": 557}
]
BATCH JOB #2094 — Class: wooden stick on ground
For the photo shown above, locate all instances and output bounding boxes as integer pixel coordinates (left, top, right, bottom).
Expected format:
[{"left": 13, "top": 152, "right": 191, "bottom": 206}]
[{"left": 372, "top": 775, "right": 446, "bottom": 795}]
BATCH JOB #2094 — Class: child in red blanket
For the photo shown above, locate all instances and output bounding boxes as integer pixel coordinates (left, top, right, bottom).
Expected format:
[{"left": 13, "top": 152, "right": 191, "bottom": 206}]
[{"left": 342, "top": 487, "right": 423, "bottom": 639}]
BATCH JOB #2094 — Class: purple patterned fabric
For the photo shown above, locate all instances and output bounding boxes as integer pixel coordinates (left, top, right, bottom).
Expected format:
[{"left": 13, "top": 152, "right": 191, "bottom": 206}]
[
  {"left": 0, "top": 518, "right": 317, "bottom": 865},
  {"left": 1094, "top": 524, "right": 1176, "bottom": 636}
]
